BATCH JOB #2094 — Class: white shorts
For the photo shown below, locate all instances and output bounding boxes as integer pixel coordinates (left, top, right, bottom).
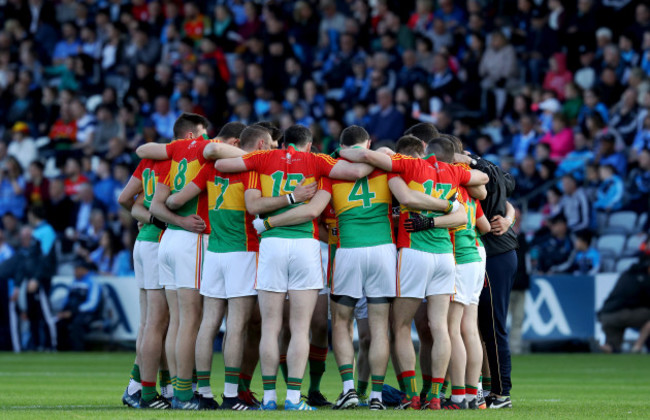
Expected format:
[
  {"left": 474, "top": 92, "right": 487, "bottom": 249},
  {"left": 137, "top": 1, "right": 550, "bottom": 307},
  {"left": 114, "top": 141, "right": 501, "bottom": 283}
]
[
  {"left": 134, "top": 240, "right": 161, "bottom": 290},
  {"left": 471, "top": 247, "right": 487, "bottom": 305},
  {"left": 453, "top": 262, "right": 483, "bottom": 306},
  {"left": 257, "top": 238, "right": 324, "bottom": 292},
  {"left": 201, "top": 251, "right": 258, "bottom": 299},
  {"left": 158, "top": 229, "right": 208, "bottom": 290},
  {"left": 332, "top": 244, "right": 397, "bottom": 299},
  {"left": 397, "top": 248, "right": 455, "bottom": 298},
  {"left": 354, "top": 296, "right": 368, "bottom": 320}
]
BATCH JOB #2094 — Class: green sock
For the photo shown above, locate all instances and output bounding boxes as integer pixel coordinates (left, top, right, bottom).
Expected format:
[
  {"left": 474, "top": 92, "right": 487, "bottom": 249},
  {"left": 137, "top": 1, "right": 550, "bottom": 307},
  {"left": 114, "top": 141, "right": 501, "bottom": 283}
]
[
  {"left": 159, "top": 370, "right": 171, "bottom": 388},
  {"left": 308, "top": 345, "right": 328, "bottom": 393},
  {"left": 402, "top": 370, "right": 418, "bottom": 399},
  {"left": 441, "top": 379, "right": 450, "bottom": 398},
  {"left": 175, "top": 378, "right": 193, "bottom": 401},
  {"left": 279, "top": 355, "right": 288, "bottom": 384},
  {"left": 130, "top": 364, "right": 141, "bottom": 383},
  {"left": 262, "top": 375, "right": 277, "bottom": 391},
  {"left": 196, "top": 370, "right": 211, "bottom": 388},
  {"left": 225, "top": 367, "right": 240, "bottom": 385},
  {"left": 172, "top": 376, "right": 177, "bottom": 391},
  {"left": 338, "top": 364, "right": 354, "bottom": 383},
  {"left": 397, "top": 373, "right": 406, "bottom": 392},
  {"left": 141, "top": 381, "right": 157, "bottom": 402},
  {"left": 421, "top": 375, "right": 432, "bottom": 396},
  {"left": 357, "top": 380, "right": 369, "bottom": 396},
  {"left": 427, "top": 377, "right": 444, "bottom": 401},
  {"left": 371, "top": 375, "right": 384, "bottom": 393},
  {"left": 483, "top": 376, "right": 491, "bottom": 393},
  {"left": 192, "top": 369, "right": 198, "bottom": 386},
  {"left": 287, "top": 377, "right": 302, "bottom": 391},
  {"left": 238, "top": 374, "right": 252, "bottom": 392}
]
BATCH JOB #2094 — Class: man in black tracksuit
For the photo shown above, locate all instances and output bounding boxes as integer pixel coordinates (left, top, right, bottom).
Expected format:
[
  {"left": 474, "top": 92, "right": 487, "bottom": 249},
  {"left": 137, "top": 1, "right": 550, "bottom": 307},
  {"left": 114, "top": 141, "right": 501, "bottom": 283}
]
[{"left": 469, "top": 156, "right": 518, "bottom": 408}]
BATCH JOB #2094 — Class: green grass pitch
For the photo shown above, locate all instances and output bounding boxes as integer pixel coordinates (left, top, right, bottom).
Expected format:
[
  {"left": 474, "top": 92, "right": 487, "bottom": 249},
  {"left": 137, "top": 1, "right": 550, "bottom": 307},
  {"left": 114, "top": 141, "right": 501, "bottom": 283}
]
[{"left": 1, "top": 352, "right": 649, "bottom": 419}]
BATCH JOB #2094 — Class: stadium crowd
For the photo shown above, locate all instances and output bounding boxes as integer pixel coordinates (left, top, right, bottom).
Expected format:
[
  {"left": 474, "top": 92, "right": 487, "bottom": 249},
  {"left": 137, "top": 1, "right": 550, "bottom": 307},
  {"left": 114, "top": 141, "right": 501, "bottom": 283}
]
[{"left": 0, "top": 0, "right": 649, "bottom": 354}]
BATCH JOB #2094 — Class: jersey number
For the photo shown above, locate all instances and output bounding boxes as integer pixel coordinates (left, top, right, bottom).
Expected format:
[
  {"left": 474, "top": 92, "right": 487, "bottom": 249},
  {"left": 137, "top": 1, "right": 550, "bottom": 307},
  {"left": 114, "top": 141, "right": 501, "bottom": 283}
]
[
  {"left": 213, "top": 176, "right": 229, "bottom": 210},
  {"left": 422, "top": 181, "right": 452, "bottom": 216},
  {"left": 348, "top": 178, "right": 375, "bottom": 208},
  {"left": 173, "top": 158, "right": 188, "bottom": 191},
  {"left": 142, "top": 168, "right": 155, "bottom": 203},
  {"left": 270, "top": 171, "right": 304, "bottom": 197}
]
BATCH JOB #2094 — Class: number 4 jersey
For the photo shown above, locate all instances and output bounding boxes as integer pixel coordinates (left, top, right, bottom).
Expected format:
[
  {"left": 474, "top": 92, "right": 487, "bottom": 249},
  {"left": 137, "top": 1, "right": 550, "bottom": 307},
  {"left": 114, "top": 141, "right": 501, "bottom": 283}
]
[
  {"left": 330, "top": 168, "right": 394, "bottom": 248},
  {"left": 242, "top": 145, "right": 337, "bottom": 240},
  {"left": 132, "top": 158, "right": 171, "bottom": 242},
  {"left": 165, "top": 138, "right": 212, "bottom": 234},
  {"left": 191, "top": 165, "right": 259, "bottom": 253}
]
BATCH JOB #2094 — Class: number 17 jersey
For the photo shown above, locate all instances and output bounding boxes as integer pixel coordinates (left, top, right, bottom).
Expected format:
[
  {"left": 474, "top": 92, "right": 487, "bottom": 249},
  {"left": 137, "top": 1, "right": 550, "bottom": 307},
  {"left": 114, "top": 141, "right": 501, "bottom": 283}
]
[{"left": 330, "top": 168, "right": 394, "bottom": 248}]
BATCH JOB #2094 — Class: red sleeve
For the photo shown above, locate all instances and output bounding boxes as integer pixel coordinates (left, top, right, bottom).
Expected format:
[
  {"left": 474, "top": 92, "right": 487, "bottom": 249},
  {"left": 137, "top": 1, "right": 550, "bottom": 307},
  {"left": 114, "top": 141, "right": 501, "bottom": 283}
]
[
  {"left": 192, "top": 164, "right": 213, "bottom": 190},
  {"left": 451, "top": 164, "right": 472, "bottom": 186},
  {"left": 243, "top": 171, "right": 261, "bottom": 191},
  {"left": 153, "top": 160, "right": 171, "bottom": 184},
  {"left": 197, "top": 140, "right": 210, "bottom": 165},
  {"left": 313, "top": 153, "right": 338, "bottom": 177},
  {"left": 318, "top": 176, "right": 332, "bottom": 194},
  {"left": 476, "top": 200, "right": 484, "bottom": 219},
  {"left": 132, "top": 159, "right": 148, "bottom": 180},
  {"left": 242, "top": 150, "right": 270, "bottom": 171},
  {"left": 165, "top": 141, "right": 177, "bottom": 159}
]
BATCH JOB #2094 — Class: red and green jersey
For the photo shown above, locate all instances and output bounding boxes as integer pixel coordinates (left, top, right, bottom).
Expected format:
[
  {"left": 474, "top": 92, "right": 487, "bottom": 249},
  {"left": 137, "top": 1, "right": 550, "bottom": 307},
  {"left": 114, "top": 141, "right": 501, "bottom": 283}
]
[
  {"left": 242, "top": 145, "right": 337, "bottom": 240},
  {"left": 132, "top": 159, "right": 171, "bottom": 243},
  {"left": 449, "top": 185, "right": 484, "bottom": 264},
  {"left": 323, "top": 203, "right": 338, "bottom": 287},
  {"left": 390, "top": 154, "right": 453, "bottom": 254},
  {"left": 193, "top": 165, "right": 259, "bottom": 253},
  {"left": 165, "top": 138, "right": 211, "bottom": 234},
  {"left": 331, "top": 168, "right": 394, "bottom": 248}
]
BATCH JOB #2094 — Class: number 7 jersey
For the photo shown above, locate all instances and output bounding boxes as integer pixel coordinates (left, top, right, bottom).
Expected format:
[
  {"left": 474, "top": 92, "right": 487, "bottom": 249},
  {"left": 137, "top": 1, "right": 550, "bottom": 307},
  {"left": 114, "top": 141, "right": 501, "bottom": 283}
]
[
  {"left": 330, "top": 168, "right": 394, "bottom": 248},
  {"left": 242, "top": 145, "right": 337, "bottom": 240}
]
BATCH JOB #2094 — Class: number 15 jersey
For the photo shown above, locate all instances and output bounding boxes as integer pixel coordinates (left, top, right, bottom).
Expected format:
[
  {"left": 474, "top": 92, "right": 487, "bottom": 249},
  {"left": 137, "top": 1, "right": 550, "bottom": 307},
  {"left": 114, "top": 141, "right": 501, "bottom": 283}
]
[{"left": 242, "top": 144, "right": 337, "bottom": 240}]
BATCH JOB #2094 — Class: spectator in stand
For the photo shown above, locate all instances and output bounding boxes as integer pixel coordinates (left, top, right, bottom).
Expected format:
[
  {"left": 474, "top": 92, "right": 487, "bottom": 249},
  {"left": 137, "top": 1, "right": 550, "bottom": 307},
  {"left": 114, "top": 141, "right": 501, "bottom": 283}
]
[
  {"left": 479, "top": 30, "right": 518, "bottom": 118},
  {"left": 632, "top": 113, "right": 650, "bottom": 154},
  {"left": 63, "top": 158, "right": 89, "bottom": 198},
  {"left": 556, "top": 131, "right": 594, "bottom": 181},
  {"left": 435, "top": 0, "right": 465, "bottom": 31},
  {"left": 150, "top": 96, "right": 178, "bottom": 140},
  {"left": 540, "top": 113, "right": 574, "bottom": 161},
  {"left": 366, "top": 87, "right": 404, "bottom": 142},
  {"left": 543, "top": 53, "right": 573, "bottom": 100},
  {"left": 554, "top": 174, "right": 593, "bottom": 232},
  {"left": 71, "top": 99, "right": 96, "bottom": 147},
  {"left": 24, "top": 162, "right": 49, "bottom": 208},
  {"left": 45, "top": 178, "right": 75, "bottom": 236},
  {"left": 551, "top": 230, "right": 601, "bottom": 275},
  {"left": 7, "top": 122, "right": 36, "bottom": 173},
  {"left": 407, "top": 0, "right": 434, "bottom": 35},
  {"left": 609, "top": 88, "right": 640, "bottom": 146},
  {"left": 532, "top": 214, "right": 573, "bottom": 273},
  {"left": 626, "top": 148, "right": 650, "bottom": 213},
  {"left": 596, "top": 134, "right": 627, "bottom": 177},
  {"left": 52, "top": 22, "right": 80, "bottom": 65},
  {"left": 513, "top": 155, "right": 543, "bottom": 209},
  {"left": 91, "top": 105, "right": 120, "bottom": 156},
  {"left": 594, "top": 164, "right": 625, "bottom": 213},
  {"left": 578, "top": 88, "right": 609, "bottom": 126},
  {"left": 599, "top": 257, "right": 650, "bottom": 353},
  {"left": 562, "top": 82, "right": 583, "bottom": 124},
  {"left": 0, "top": 157, "right": 26, "bottom": 219},
  {"left": 182, "top": 2, "right": 209, "bottom": 42}
]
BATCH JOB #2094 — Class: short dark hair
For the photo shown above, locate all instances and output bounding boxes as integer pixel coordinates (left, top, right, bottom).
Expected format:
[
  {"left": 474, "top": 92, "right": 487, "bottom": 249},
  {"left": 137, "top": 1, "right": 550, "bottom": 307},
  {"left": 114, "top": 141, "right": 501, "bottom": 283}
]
[
  {"left": 426, "top": 137, "right": 455, "bottom": 163},
  {"left": 340, "top": 125, "right": 370, "bottom": 146},
  {"left": 217, "top": 121, "right": 246, "bottom": 140},
  {"left": 404, "top": 123, "right": 439, "bottom": 143},
  {"left": 173, "top": 112, "right": 210, "bottom": 140},
  {"left": 239, "top": 126, "right": 269, "bottom": 150},
  {"left": 395, "top": 135, "right": 425, "bottom": 157},
  {"left": 284, "top": 124, "right": 312, "bottom": 147},
  {"left": 253, "top": 121, "right": 283, "bottom": 142},
  {"left": 575, "top": 229, "right": 593, "bottom": 244},
  {"left": 438, "top": 133, "right": 463, "bottom": 154}
]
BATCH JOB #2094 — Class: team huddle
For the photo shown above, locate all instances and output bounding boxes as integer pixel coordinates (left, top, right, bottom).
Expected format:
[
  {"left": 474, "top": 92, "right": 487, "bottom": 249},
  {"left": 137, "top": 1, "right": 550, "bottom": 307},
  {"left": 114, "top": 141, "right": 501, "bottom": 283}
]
[{"left": 117, "top": 112, "right": 513, "bottom": 411}]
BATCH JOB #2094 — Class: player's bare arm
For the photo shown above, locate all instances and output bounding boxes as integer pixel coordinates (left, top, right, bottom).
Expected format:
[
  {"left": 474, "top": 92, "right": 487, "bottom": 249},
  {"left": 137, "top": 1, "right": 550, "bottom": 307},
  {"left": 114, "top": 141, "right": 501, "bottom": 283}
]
[
  {"left": 244, "top": 179, "right": 317, "bottom": 216},
  {"left": 263, "top": 189, "right": 331, "bottom": 228},
  {"left": 429, "top": 206, "right": 466, "bottom": 228},
  {"left": 466, "top": 184, "right": 488, "bottom": 200},
  {"left": 214, "top": 157, "right": 247, "bottom": 173},
  {"left": 150, "top": 182, "right": 206, "bottom": 233},
  {"left": 328, "top": 159, "right": 374, "bottom": 181},
  {"left": 491, "top": 201, "right": 515, "bottom": 236},
  {"left": 203, "top": 142, "right": 247, "bottom": 160},
  {"left": 117, "top": 176, "right": 144, "bottom": 211},
  {"left": 165, "top": 182, "right": 202, "bottom": 211},
  {"left": 135, "top": 143, "right": 169, "bottom": 160},
  {"left": 477, "top": 214, "right": 491, "bottom": 235},
  {"left": 465, "top": 169, "right": 489, "bottom": 186},
  {"left": 338, "top": 148, "right": 393, "bottom": 172},
  {"left": 131, "top": 194, "right": 151, "bottom": 225},
  {"left": 388, "top": 176, "right": 453, "bottom": 213}
]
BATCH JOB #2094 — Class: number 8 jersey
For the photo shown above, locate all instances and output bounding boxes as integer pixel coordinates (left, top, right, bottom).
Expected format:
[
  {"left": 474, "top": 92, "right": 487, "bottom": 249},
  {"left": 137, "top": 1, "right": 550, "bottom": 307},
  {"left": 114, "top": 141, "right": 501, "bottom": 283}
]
[
  {"left": 242, "top": 144, "right": 337, "bottom": 240},
  {"left": 330, "top": 168, "right": 394, "bottom": 248}
]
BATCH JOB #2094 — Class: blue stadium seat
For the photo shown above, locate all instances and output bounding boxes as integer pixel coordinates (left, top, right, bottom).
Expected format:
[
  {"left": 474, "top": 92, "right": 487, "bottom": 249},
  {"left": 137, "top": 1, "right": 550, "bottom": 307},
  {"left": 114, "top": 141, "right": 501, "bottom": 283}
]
[
  {"left": 596, "top": 234, "right": 627, "bottom": 258},
  {"left": 522, "top": 211, "right": 543, "bottom": 234},
  {"left": 616, "top": 258, "right": 639, "bottom": 273},
  {"left": 624, "top": 233, "right": 647, "bottom": 257},
  {"left": 607, "top": 211, "right": 638, "bottom": 234}
]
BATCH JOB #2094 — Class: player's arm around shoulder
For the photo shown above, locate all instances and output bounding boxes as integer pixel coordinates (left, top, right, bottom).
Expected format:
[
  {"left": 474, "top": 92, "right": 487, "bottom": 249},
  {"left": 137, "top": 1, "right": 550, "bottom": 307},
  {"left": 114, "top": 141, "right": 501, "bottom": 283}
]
[
  {"left": 131, "top": 194, "right": 151, "bottom": 225},
  {"left": 166, "top": 182, "right": 202, "bottom": 211},
  {"left": 264, "top": 188, "right": 332, "bottom": 229},
  {"left": 136, "top": 143, "right": 169, "bottom": 160},
  {"left": 476, "top": 214, "right": 491, "bottom": 235},
  {"left": 433, "top": 205, "right": 467, "bottom": 228},
  {"left": 466, "top": 184, "right": 488, "bottom": 200},
  {"left": 337, "top": 148, "right": 393, "bottom": 175},
  {"left": 203, "top": 142, "right": 246, "bottom": 160},
  {"left": 466, "top": 169, "right": 489, "bottom": 186},
  {"left": 117, "top": 176, "right": 143, "bottom": 211},
  {"left": 388, "top": 176, "right": 451, "bottom": 212},
  {"left": 244, "top": 178, "right": 317, "bottom": 216}
]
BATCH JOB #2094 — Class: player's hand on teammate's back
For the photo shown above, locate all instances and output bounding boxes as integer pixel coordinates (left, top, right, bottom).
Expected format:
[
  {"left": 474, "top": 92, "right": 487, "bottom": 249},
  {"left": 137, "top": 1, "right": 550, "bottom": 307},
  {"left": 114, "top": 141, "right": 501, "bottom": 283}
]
[
  {"left": 404, "top": 213, "right": 435, "bottom": 232},
  {"left": 293, "top": 179, "right": 317, "bottom": 203},
  {"left": 180, "top": 215, "right": 207, "bottom": 233}
]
